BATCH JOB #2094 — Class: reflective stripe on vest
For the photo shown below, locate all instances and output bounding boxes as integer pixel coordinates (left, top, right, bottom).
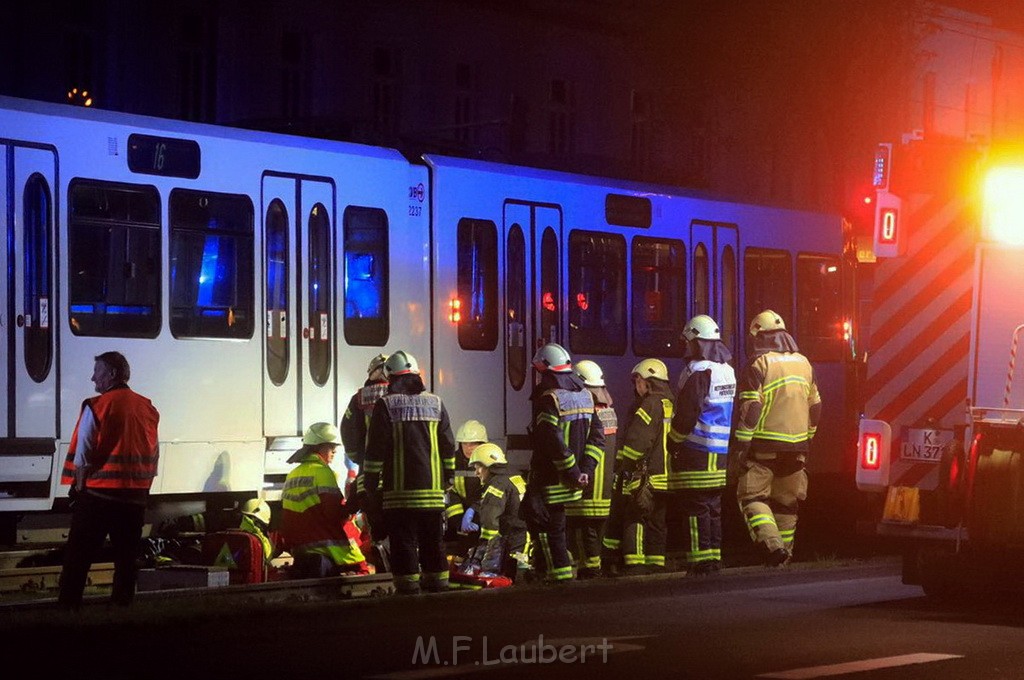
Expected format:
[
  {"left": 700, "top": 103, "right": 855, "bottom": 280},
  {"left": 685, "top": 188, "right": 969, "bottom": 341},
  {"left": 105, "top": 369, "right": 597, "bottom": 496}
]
[{"left": 684, "top": 360, "right": 736, "bottom": 454}]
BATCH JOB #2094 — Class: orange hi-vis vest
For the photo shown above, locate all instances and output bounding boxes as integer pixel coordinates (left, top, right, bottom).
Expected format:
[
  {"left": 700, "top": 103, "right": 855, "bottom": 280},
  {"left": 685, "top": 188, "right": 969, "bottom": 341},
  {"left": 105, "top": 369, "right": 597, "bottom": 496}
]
[{"left": 60, "top": 386, "right": 160, "bottom": 490}]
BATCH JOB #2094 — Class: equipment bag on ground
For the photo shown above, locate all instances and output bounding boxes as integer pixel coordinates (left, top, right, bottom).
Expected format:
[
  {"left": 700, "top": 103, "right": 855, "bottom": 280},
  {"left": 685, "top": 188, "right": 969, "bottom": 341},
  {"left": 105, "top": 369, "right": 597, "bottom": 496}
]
[{"left": 200, "top": 530, "right": 267, "bottom": 585}]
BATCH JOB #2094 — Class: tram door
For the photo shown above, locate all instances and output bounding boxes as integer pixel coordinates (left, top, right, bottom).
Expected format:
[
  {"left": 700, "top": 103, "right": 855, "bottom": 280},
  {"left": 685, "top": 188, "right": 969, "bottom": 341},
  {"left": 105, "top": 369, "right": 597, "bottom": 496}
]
[
  {"left": 261, "top": 175, "right": 337, "bottom": 437},
  {"left": 502, "top": 202, "right": 563, "bottom": 441},
  {"left": 2, "top": 145, "right": 58, "bottom": 439},
  {"left": 690, "top": 222, "right": 739, "bottom": 357}
]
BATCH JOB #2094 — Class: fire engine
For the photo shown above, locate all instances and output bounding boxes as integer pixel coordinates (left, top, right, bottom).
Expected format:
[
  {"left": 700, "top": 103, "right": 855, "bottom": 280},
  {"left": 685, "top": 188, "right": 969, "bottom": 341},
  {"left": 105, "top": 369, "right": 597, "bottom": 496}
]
[{"left": 857, "top": 134, "right": 1024, "bottom": 597}]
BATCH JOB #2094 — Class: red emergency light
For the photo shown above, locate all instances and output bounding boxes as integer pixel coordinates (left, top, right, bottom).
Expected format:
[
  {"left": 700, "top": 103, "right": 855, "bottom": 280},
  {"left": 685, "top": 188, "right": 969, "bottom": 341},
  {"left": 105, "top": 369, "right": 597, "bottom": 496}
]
[{"left": 861, "top": 432, "right": 881, "bottom": 470}]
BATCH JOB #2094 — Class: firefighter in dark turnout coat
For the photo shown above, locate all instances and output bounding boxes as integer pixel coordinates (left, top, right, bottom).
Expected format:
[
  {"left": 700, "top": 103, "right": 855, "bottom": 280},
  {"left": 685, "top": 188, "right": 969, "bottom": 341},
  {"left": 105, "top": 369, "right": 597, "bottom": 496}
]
[
  {"left": 364, "top": 350, "right": 457, "bottom": 594},
  {"left": 522, "top": 343, "right": 603, "bottom": 582},
  {"left": 566, "top": 359, "right": 617, "bottom": 579}
]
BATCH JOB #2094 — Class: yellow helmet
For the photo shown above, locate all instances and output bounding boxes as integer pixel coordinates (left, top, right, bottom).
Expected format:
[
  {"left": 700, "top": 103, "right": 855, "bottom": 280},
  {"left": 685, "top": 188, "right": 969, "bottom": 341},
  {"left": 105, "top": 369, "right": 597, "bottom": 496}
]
[
  {"left": 683, "top": 314, "right": 721, "bottom": 341},
  {"left": 456, "top": 419, "right": 489, "bottom": 443},
  {"left": 749, "top": 309, "right": 786, "bottom": 336},
  {"left": 240, "top": 499, "right": 271, "bottom": 525},
  {"left": 632, "top": 358, "right": 668, "bottom": 382},
  {"left": 468, "top": 442, "right": 507, "bottom": 467},
  {"left": 302, "top": 422, "right": 342, "bottom": 446},
  {"left": 385, "top": 350, "right": 420, "bottom": 376},
  {"left": 574, "top": 359, "right": 605, "bottom": 387}
]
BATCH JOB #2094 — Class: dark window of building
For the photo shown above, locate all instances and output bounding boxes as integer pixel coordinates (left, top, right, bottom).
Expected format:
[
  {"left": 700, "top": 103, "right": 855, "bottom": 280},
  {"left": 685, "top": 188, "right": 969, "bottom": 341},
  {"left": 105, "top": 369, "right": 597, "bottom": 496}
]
[
  {"left": 548, "top": 79, "right": 575, "bottom": 157},
  {"left": 569, "top": 230, "right": 626, "bottom": 355},
  {"left": 23, "top": 174, "right": 53, "bottom": 382},
  {"left": 69, "top": 180, "right": 161, "bottom": 338},
  {"left": 796, "top": 254, "right": 842, "bottom": 361},
  {"left": 372, "top": 47, "right": 401, "bottom": 138},
  {"left": 169, "top": 189, "right": 254, "bottom": 339},
  {"left": 265, "top": 199, "right": 289, "bottom": 386},
  {"left": 632, "top": 237, "right": 686, "bottom": 357},
  {"left": 457, "top": 218, "right": 498, "bottom": 351},
  {"left": 344, "top": 206, "right": 389, "bottom": 346},
  {"left": 744, "top": 247, "right": 793, "bottom": 332}
]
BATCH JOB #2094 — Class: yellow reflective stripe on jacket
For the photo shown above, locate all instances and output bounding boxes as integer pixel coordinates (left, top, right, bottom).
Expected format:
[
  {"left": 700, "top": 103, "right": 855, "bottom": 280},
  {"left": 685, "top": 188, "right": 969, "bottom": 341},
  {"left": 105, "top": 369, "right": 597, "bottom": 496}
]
[
  {"left": 483, "top": 485, "right": 505, "bottom": 500},
  {"left": 635, "top": 408, "right": 652, "bottom": 425}
]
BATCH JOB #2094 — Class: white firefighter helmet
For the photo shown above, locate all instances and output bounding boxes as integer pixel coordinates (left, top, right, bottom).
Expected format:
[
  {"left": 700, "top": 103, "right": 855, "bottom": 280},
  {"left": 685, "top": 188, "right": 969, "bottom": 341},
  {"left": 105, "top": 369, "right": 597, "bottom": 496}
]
[
  {"left": 683, "top": 314, "right": 721, "bottom": 341},
  {"left": 385, "top": 350, "right": 420, "bottom": 376},
  {"left": 574, "top": 359, "right": 606, "bottom": 387},
  {"left": 749, "top": 309, "right": 786, "bottom": 336},
  {"left": 240, "top": 499, "right": 271, "bottom": 526},
  {"left": 302, "top": 422, "right": 342, "bottom": 446},
  {"left": 455, "top": 419, "right": 489, "bottom": 443},
  {"left": 367, "top": 353, "right": 389, "bottom": 377},
  {"left": 632, "top": 358, "right": 669, "bottom": 382},
  {"left": 532, "top": 342, "right": 572, "bottom": 373},
  {"left": 468, "top": 442, "right": 507, "bottom": 468}
]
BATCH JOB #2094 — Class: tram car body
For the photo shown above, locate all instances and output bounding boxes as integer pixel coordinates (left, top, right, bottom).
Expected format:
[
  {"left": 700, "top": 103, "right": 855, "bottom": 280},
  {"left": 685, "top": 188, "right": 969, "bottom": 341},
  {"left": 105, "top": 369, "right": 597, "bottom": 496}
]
[{"left": 0, "top": 95, "right": 858, "bottom": 524}]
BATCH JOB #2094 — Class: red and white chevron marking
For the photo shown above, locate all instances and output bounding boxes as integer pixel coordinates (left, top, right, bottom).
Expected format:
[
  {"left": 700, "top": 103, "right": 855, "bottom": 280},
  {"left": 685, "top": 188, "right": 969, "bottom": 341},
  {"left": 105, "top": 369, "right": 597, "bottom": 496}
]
[{"left": 865, "top": 195, "right": 974, "bottom": 431}]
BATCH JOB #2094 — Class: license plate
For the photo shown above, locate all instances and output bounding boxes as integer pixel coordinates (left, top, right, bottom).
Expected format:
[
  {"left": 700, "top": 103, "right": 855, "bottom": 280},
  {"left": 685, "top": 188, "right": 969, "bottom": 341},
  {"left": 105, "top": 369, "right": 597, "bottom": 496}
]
[{"left": 900, "top": 428, "right": 953, "bottom": 461}]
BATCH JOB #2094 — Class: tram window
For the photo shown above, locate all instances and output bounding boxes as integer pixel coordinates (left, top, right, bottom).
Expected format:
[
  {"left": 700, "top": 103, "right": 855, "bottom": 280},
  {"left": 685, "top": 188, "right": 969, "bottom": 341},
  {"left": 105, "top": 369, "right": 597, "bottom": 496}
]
[
  {"left": 540, "top": 227, "right": 560, "bottom": 346},
  {"left": 569, "top": 230, "right": 626, "bottom": 355},
  {"left": 307, "top": 203, "right": 332, "bottom": 386},
  {"left": 169, "top": 189, "right": 254, "bottom": 339},
  {"left": 343, "top": 206, "right": 389, "bottom": 346},
  {"left": 796, "top": 254, "right": 842, "bottom": 361},
  {"left": 23, "top": 174, "right": 53, "bottom": 382},
  {"left": 693, "top": 243, "right": 709, "bottom": 316},
  {"left": 743, "top": 247, "right": 793, "bottom": 331},
  {"left": 506, "top": 224, "right": 527, "bottom": 390},
  {"left": 68, "top": 180, "right": 161, "bottom": 338},
  {"left": 265, "top": 200, "right": 289, "bottom": 386},
  {"left": 632, "top": 236, "right": 686, "bottom": 357},
  {"left": 457, "top": 218, "right": 498, "bottom": 351},
  {"left": 721, "top": 245, "right": 737, "bottom": 352}
]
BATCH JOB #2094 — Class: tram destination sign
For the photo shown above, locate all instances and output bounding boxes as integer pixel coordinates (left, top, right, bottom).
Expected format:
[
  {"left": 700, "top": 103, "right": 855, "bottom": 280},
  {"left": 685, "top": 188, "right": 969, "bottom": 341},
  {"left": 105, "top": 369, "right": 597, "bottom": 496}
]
[{"left": 128, "top": 133, "right": 201, "bottom": 179}]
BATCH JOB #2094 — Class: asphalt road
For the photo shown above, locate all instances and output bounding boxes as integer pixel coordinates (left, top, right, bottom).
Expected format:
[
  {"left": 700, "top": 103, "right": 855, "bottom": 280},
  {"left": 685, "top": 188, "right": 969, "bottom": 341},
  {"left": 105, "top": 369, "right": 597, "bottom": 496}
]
[{"left": 8, "top": 557, "right": 1024, "bottom": 679}]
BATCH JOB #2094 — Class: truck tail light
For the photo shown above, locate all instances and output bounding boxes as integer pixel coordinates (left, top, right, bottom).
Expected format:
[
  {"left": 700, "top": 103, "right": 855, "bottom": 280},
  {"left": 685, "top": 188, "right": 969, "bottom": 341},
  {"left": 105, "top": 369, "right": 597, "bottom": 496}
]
[{"left": 856, "top": 419, "right": 892, "bottom": 492}]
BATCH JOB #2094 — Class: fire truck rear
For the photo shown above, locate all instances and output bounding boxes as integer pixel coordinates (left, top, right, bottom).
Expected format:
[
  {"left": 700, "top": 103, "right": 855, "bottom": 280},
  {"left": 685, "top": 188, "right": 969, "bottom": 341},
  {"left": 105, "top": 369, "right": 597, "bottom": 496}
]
[{"left": 857, "top": 136, "right": 1024, "bottom": 597}]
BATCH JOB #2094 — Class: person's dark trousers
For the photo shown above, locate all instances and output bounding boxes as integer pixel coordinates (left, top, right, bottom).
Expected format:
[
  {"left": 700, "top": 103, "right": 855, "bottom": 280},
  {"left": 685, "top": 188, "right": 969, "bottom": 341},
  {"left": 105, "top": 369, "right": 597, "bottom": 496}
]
[
  {"left": 568, "top": 516, "right": 605, "bottom": 573},
  {"left": 676, "top": 488, "right": 723, "bottom": 567},
  {"left": 526, "top": 503, "right": 573, "bottom": 581},
  {"left": 385, "top": 508, "right": 448, "bottom": 593},
  {"left": 643, "top": 493, "right": 669, "bottom": 570},
  {"left": 59, "top": 492, "right": 146, "bottom": 609}
]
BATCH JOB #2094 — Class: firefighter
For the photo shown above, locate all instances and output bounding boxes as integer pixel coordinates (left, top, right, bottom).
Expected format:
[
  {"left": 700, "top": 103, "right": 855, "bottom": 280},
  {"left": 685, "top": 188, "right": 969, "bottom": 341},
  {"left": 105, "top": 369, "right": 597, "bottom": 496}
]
[
  {"left": 340, "top": 354, "right": 389, "bottom": 528},
  {"left": 610, "top": 358, "right": 674, "bottom": 575},
  {"left": 522, "top": 342, "right": 602, "bottom": 582},
  {"left": 567, "top": 359, "right": 617, "bottom": 579},
  {"left": 364, "top": 350, "right": 457, "bottom": 594},
  {"left": 734, "top": 310, "right": 821, "bottom": 567},
  {"left": 444, "top": 420, "right": 489, "bottom": 541},
  {"left": 153, "top": 498, "right": 277, "bottom": 564},
  {"left": 282, "top": 423, "right": 369, "bottom": 578},
  {"left": 460, "top": 443, "right": 528, "bottom": 580},
  {"left": 668, "top": 315, "right": 736, "bottom": 575}
]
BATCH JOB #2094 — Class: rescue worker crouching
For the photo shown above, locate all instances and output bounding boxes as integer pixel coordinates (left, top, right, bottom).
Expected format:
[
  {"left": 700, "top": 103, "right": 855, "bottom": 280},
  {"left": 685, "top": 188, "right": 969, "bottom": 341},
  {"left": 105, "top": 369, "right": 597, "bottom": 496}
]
[
  {"left": 460, "top": 443, "right": 528, "bottom": 581},
  {"left": 668, "top": 315, "right": 736, "bottom": 575},
  {"left": 566, "top": 359, "right": 617, "bottom": 579},
  {"left": 152, "top": 498, "right": 277, "bottom": 566},
  {"left": 522, "top": 343, "right": 602, "bottom": 583},
  {"left": 734, "top": 310, "right": 821, "bottom": 567},
  {"left": 364, "top": 350, "right": 458, "bottom": 595},
  {"left": 282, "top": 423, "right": 369, "bottom": 578},
  {"left": 606, "top": 358, "right": 674, "bottom": 575},
  {"left": 444, "top": 419, "right": 489, "bottom": 548}
]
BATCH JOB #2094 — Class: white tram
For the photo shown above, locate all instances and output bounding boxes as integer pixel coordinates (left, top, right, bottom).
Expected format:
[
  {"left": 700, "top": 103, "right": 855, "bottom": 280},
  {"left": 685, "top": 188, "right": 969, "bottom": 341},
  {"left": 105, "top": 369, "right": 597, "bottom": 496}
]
[{"left": 0, "top": 96, "right": 857, "bottom": 528}]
